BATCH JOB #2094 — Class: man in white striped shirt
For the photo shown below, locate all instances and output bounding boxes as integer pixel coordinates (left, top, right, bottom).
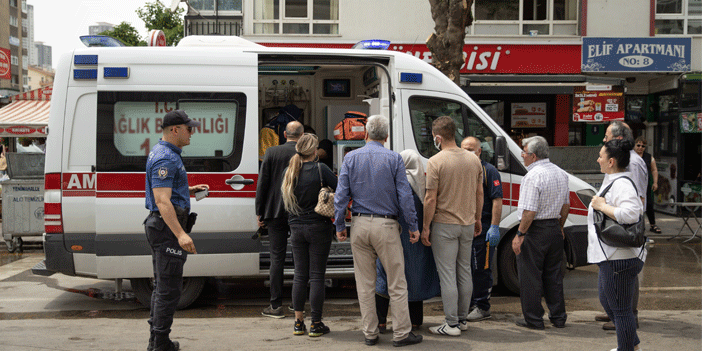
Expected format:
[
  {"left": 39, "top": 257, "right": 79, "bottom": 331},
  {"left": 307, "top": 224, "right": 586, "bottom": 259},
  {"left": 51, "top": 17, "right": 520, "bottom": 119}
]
[{"left": 512, "top": 136, "right": 570, "bottom": 330}]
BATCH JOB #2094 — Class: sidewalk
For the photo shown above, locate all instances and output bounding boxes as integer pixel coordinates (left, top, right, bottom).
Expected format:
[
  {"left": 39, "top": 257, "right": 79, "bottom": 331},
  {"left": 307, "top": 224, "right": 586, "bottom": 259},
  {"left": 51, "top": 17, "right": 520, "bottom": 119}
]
[{"left": 0, "top": 310, "right": 700, "bottom": 351}]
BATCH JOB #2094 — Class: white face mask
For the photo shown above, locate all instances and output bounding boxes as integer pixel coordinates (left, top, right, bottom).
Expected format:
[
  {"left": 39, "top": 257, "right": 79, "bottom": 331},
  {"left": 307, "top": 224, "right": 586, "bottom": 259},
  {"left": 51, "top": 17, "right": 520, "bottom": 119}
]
[{"left": 433, "top": 136, "right": 441, "bottom": 151}]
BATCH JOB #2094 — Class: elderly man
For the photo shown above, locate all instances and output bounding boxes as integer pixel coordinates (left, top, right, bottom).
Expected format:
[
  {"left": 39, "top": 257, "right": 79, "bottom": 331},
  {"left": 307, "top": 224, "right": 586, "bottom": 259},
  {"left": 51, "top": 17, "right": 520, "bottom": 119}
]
[
  {"left": 256, "top": 120, "right": 303, "bottom": 318},
  {"left": 422, "top": 117, "right": 483, "bottom": 337},
  {"left": 461, "top": 136, "right": 503, "bottom": 322},
  {"left": 596, "top": 121, "right": 647, "bottom": 330},
  {"left": 512, "top": 136, "right": 569, "bottom": 330},
  {"left": 334, "top": 115, "right": 423, "bottom": 347}
]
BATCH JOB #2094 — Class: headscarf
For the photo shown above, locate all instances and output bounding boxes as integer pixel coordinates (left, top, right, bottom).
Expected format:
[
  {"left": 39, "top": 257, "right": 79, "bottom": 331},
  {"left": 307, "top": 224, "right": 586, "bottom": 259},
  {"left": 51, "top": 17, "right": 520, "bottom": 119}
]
[{"left": 400, "top": 149, "right": 425, "bottom": 203}]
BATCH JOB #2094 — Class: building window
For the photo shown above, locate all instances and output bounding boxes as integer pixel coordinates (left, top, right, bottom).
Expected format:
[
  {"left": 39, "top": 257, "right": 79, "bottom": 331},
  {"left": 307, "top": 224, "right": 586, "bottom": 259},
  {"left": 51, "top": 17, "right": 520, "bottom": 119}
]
[
  {"left": 22, "top": 56, "right": 28, "bottom": 69},
  {"left": 471, "top": 0, "right": 578, "bottom": 36},
  {"left": 253, "top": 0, "right": 339, "bottom": 35},
  {"left": 10, "top": 16, "right": 18, "bottom": 27},
  {"left": 189, "top": 0, "right": 242, "bottom": 12},
  {"left": 656, "top": 0, "right": 702, "bottom": 35},
  {"left": 21, "top": 0, "right": 27, "bottom": 12},
  {"left": 10, "top": 0, "right": 18, "bottom": 7},
  {"left": 11, "top": 56, "right": 19, "bottom": 65}
]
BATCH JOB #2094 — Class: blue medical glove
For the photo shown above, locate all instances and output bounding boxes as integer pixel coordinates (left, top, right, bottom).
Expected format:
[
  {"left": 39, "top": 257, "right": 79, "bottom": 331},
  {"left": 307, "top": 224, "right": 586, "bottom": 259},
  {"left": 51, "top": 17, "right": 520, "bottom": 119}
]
[{"left": 486, "top": 224, "right": 500, "bottom": 246}]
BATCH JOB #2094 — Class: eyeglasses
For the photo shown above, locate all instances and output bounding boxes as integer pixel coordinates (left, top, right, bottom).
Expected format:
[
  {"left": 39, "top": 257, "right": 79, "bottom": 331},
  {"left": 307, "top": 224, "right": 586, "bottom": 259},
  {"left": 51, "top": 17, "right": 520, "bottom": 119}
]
[{"left": 521, "top": 150, "right": 533, "bottom": 156}]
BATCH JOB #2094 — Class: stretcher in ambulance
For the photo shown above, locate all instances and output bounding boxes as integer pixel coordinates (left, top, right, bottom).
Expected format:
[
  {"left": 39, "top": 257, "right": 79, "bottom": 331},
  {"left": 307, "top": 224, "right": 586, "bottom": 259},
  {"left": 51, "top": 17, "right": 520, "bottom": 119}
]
[{"left": 33, "top": 36, "right": 596, "bottom": 308}]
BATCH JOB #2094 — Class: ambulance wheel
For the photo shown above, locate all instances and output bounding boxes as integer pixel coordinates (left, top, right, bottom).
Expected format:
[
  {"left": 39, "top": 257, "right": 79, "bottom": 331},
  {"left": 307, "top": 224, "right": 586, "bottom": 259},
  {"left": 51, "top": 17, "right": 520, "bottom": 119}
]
[
  {"left": 497, "top": 231, "right": 520, "bottom": 295},
  {"left": 132, "top": 277, "right": 206, "bottom": 310}
]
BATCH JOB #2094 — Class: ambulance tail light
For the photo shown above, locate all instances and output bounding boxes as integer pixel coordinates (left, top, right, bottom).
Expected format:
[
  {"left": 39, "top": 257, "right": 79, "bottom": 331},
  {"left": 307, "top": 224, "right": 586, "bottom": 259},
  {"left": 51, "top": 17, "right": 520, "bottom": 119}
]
[{"left": 44, "top": 173, "right": 64, "bottom": 234}]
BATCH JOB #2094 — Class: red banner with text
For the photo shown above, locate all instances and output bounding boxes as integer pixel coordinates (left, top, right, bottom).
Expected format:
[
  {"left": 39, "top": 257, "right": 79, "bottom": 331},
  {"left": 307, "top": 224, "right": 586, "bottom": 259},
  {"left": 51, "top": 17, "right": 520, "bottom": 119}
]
[{"left": 0, "top": 47, "right": 11, "bottom": 80}]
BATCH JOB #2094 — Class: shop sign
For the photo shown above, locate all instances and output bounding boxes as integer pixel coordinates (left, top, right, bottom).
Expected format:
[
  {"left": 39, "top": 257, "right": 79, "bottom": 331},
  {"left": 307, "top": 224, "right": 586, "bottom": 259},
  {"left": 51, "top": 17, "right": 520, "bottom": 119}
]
[
  {"left": 680, "top": 112, "right": 702, "bottom": 133},
  {"left": 0, "top": 47, "right": 11, "bottom": 80},
  {"left": 572, "top": 85, "right": 624, "bottom": 122},
  {"left": 5, "top": 126, "right": 37, "bottom": 135},
  {"left": 582, "top": 37, "right": 691, "bottom": 72},
  {"left": 511, "top": 102, "right": 546, "bottom": 128},
  {"left": 260, "top": 43, "right": 582, "bottom": 74}
]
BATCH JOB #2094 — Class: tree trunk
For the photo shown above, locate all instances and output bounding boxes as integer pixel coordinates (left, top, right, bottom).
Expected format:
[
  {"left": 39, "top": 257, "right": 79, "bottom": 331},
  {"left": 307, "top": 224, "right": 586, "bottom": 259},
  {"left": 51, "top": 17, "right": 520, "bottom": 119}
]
[{"left": 427, "top": 0, "right": 473, "bottom": 85}]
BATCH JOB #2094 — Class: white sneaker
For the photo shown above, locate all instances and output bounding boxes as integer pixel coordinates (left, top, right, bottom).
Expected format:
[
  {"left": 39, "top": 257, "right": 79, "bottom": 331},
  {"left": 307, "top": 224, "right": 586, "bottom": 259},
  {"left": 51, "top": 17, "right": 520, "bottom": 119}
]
[
  {"left": 466, "top": 307, "right": 491, "bottom": 321},
  {"left": 458, "top": 320, "right": 468, "bottom": 331},
  {"left": 429, "top": 322, "right": 461, "bottom": 336}
]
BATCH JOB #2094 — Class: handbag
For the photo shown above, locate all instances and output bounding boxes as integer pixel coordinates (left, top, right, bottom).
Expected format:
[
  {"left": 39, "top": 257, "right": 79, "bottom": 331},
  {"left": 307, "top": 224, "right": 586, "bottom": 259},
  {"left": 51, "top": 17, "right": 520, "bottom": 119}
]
[
  {"left": 593, "top": 176, "right": 646, "bottom": 248},
  {"left": 314, "top": 163, "right": 335, "bottom": 218}
]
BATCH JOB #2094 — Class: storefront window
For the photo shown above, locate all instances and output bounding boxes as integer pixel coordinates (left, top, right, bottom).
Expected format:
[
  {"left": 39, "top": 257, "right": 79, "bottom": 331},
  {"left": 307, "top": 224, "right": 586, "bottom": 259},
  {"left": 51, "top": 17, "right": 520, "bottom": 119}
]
[
  {"left": 626, "top": 96, "right": 646, "bottom": 123},
  {"left": 680, "top": 81, "right": 701, "bottom": 109}
]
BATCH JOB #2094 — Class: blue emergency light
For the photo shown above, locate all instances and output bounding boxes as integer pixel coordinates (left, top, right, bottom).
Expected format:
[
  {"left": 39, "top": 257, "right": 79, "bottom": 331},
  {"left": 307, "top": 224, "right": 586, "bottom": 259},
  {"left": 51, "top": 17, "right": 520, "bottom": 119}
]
[
  {"left": 353, "top": 40, "right": 391, "bottom": 50},
  {"left": 79, "top": 35, "right": 126, "bottom": 47},
  {"left": 400, "top": 72, "right": 422, "bottom": 84},
  {"left": 74, "top": 55, "right": 98, "bottom": 65},
  {"left": 74, "top": 69, "right": 98, "bottom": 80},
  {"left": 104, "top": 67, "right": 130, "bottom": 79}
]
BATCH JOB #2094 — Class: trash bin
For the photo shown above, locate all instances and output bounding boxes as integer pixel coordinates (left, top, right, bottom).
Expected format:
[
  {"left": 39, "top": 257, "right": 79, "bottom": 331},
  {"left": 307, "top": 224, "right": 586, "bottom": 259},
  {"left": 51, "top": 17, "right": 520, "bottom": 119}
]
[{"left": 1, "top": 153, "right": 45, "bottom": 252}]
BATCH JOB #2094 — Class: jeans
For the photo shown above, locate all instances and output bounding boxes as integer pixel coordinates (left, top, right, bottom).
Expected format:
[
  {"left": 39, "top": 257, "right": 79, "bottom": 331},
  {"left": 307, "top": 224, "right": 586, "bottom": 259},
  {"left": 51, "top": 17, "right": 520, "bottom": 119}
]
[
  {"left": 266, "top": 217, "right": 290, "bottom": 309},
  {"left": 431, "top": 222, "right": 474, "bottom": 325},
  {"left": 598, "top": 258, "right": 644, "bottom": 351},
  {"left": 290, "top": 221, "right": 333, "bottom": 322}
]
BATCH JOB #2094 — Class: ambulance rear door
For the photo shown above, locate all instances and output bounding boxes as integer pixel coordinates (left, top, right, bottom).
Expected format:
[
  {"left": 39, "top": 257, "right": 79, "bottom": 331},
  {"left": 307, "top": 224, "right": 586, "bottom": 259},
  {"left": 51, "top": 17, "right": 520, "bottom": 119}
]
[{"left": 93, "top": 49, "right": 261, "bottom": 279}]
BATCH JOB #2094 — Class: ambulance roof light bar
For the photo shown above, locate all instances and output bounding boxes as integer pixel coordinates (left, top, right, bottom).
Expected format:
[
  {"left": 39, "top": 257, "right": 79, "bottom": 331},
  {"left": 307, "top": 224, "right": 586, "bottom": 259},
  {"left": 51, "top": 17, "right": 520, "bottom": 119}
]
[
  {"left": 353, "top": 40, "right": 391, "bottom": 50},
  {"left": 79, "top": 35, "right": 127, "bottom": 47}
]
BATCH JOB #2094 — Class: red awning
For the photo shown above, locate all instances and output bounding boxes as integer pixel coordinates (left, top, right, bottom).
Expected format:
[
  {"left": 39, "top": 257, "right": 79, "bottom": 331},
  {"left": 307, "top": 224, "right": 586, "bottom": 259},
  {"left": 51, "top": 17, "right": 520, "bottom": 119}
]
[{"left": 0, "top": 100, "right": 50, "bottom": 138}]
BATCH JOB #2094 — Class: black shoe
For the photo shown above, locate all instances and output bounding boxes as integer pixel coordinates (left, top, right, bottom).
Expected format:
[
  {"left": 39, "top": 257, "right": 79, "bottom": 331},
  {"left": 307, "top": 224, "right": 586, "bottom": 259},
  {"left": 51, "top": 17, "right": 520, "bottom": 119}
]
[
  {"left": 392, "top": 332, "right": 423, "bottom": 347},
  {"left": 515, "top": 319, "right": 545, "bottom": 330},
  {"left": 603, "top": 321, "right": 615, "bottom": 330},
  {"left": 378, "top": 324, "right": 388, "bottom": 334},
  {"left": 309, "top": 321, "right": 330, "bottom": 337},
  {"left": 365, "top": 337, "right": 379, "bottom": 346},
  {"left": 153, "top": 340, "right": 179, "bottom": 351},
  {"left": 595, "top": 313, "right": 611, "bottom": 322},
  {"left": 294, "top": 319, "right": 306, "bottom": 335},
  {"left": 552, "top": 323, "right": 566, "bottom": 328}
]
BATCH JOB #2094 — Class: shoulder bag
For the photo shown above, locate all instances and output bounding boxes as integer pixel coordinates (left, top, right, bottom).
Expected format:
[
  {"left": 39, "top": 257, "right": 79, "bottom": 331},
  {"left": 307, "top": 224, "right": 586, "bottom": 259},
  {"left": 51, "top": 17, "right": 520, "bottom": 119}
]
[
  {"left": 314, "top": 163, "right": 335, "bottom": 218},
  {"left": 593, "top": 176, "right": 646, "bottom": 248}
]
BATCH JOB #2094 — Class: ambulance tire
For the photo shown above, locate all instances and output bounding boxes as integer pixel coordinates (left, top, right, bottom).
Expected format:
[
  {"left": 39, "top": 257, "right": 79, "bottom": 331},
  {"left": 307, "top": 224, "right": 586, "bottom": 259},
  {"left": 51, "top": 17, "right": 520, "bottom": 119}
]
[
  {"left": 131, "top": 276, "right": 206, "bottom": 310},
  {"left": 497, "top": 231, "right": 520, "bottom": 295}
]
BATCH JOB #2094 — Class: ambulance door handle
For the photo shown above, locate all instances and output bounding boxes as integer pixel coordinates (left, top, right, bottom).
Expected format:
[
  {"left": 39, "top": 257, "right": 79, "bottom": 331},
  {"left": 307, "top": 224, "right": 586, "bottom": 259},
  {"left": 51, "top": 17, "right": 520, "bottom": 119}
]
[{"left": 226, "top": 175, "right": 253, "bottom": 190}]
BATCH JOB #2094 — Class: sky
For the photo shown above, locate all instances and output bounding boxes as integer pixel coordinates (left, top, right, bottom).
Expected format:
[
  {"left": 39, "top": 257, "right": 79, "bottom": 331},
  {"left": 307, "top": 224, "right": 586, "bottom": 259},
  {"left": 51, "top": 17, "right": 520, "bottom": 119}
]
[{"left": 29, "top": 0, "right": 176, "bottom": 68}]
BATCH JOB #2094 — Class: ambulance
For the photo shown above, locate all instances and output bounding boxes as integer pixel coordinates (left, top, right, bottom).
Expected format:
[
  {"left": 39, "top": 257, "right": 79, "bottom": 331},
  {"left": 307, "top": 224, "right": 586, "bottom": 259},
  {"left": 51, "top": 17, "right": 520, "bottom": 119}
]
[{"left": 33, "top": 36, "right": 596, "bottom": 308}]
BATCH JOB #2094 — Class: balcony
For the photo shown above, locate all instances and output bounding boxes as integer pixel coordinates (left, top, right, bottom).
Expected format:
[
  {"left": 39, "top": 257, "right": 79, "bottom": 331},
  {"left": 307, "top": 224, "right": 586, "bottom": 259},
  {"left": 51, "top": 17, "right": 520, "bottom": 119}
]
[{"left": 185, "top": 17, "right": 242, "bottom": 36}]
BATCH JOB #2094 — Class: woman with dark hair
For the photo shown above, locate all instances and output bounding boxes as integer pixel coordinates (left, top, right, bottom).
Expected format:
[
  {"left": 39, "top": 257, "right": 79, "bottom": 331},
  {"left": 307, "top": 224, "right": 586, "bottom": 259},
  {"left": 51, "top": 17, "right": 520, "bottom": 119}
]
[
  {"left": 634, "top": 136, "right": 660, "bottom": 233},
  {"left": 588, "top": 139, "right": 646, "bottom": 351},
  {"left": 281, "top": 134, "right": 337, "bottom": 337}
]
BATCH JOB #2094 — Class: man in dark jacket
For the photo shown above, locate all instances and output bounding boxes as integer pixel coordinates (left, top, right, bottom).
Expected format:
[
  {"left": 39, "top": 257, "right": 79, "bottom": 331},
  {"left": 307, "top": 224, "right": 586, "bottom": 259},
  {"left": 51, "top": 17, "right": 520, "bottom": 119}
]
[{"left": 256, "top": 120, "right": 303, "bottom": 318}]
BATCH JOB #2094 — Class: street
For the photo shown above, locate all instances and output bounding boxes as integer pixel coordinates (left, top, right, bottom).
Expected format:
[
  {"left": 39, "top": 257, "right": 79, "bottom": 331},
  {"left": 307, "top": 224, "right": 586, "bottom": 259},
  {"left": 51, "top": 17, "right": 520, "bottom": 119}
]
[{"left": 0, "top": 213, "right": 700, "bottom": 350}]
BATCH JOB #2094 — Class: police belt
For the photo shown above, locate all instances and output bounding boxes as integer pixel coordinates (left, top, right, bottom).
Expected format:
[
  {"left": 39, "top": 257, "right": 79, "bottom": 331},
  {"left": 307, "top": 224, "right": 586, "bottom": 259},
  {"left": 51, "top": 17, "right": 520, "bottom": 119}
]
[{"left": 148, "top": 207, "right": 197, "bottom": 234}]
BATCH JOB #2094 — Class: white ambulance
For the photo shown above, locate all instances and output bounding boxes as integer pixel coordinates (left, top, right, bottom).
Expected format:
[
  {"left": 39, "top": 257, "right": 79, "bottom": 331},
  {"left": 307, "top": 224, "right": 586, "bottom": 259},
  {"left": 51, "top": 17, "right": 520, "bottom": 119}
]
[{"left": 34, "top": 36, "right": 596, "bottom": 308}]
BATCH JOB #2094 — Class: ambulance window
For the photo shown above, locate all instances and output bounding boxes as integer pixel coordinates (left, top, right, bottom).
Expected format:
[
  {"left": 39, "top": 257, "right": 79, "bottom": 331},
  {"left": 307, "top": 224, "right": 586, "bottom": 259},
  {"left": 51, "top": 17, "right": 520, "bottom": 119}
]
[
  {"left": 409, "top": 96, "right": 496, "bottom": 164},
  {"left": 97, "top": 92, "right": 246, "bottom": 172}
]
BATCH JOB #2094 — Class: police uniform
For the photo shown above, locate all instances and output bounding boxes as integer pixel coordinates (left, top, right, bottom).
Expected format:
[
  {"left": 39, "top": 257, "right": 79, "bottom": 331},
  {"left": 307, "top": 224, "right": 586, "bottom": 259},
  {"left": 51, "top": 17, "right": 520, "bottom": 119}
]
[
  {"left": 145, "top": 139, "right": 190, "bottom": 351},
  {"left": 470, "top": 160, "right": 503, "bottom": 312}
]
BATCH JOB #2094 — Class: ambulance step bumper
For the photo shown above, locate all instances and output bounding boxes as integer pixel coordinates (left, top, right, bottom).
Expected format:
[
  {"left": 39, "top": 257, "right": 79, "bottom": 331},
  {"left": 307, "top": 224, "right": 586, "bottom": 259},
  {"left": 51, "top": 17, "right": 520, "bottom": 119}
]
[{"left": 32, "top": 260, "right": 55, "bottom": 276}]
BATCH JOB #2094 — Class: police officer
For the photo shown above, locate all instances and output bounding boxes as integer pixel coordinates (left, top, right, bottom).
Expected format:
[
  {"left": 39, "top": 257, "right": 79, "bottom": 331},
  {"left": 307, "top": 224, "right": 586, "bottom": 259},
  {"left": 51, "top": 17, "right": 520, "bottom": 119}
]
[{"left": 144, "top": 110, "right": 209, "bottom": 351}]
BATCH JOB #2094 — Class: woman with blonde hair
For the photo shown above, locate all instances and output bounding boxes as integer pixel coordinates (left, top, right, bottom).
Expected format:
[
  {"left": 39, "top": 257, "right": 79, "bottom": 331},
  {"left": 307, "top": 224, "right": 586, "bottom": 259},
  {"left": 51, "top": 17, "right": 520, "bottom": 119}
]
[{"left": 281, "top": 133, "right": 337, "bottom": 337}]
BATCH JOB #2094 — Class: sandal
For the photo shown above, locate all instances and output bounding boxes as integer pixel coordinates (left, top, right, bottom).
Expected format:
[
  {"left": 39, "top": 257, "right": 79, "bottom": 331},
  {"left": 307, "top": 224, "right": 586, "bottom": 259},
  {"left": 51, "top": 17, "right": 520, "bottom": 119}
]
[{"left": 650, "top": 225, "right": 661, "bottom": 234}]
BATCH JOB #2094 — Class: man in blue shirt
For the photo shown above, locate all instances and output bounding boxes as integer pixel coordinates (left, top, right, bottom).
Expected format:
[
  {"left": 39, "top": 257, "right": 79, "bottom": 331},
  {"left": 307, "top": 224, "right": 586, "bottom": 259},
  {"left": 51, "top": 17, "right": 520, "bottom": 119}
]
[
  {"left": 462, "top": 136, "right": 503, "bottom": 322},
  {"left": 144, "top": 110, "right": 208, "bottom": 351},
  {"left": 334, "top": 115, "right": 422, "bottom": 347}
]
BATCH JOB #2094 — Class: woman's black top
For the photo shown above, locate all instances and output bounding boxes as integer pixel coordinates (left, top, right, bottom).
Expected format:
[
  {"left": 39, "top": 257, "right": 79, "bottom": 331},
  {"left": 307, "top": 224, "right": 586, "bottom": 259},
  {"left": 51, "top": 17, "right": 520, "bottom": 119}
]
[{"left": 288, "top": 162, "right": 337, "bottom": 224}]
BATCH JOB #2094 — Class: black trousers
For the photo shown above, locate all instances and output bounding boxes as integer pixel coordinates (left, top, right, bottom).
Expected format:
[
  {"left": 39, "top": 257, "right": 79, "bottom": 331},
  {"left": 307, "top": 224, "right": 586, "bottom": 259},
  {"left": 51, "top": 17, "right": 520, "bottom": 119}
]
[
  {"left": 266, "top": 217, "right": 290, "bottom": 309},
  {"left": 376, "top": 294, "right": 424, "bottom": 327},
  {"left": 470, "top": 220, "right": 495, "bottom": 311},
  {"left": 516, "top": 219, "right": 567, "bottom": 327},
  {"left": 290, "top": 221, "right": 333, "bottom": 322},
  {"left": 144, "top": 214, "right": 187, "bottom": 336}
]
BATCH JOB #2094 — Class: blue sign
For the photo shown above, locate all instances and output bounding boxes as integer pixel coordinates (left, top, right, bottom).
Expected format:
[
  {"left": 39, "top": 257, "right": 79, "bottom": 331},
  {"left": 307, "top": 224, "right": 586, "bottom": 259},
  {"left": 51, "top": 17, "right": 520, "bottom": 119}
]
[{"left": 582, "top": 37, "right": 691, "bottom": 72}]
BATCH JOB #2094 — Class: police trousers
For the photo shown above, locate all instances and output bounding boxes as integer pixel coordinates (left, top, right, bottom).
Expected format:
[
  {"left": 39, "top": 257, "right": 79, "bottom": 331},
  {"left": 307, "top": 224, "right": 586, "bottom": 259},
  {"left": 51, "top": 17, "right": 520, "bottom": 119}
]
[{"left": 144, "top": 213, "right": 187, "bottom": 336}]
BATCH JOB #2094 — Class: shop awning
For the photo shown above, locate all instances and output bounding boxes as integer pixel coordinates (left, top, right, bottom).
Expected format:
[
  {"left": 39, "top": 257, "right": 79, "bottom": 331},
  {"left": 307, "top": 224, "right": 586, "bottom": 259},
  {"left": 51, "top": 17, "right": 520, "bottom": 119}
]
[{"left": 0, "top": 87, "right": 51, "bottom": 138}]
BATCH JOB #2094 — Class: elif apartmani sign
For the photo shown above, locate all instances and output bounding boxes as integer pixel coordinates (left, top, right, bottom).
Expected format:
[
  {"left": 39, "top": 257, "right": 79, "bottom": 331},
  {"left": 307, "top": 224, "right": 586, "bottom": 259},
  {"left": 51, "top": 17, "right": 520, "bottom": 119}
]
[{"left": 582, "top": 37, "right": 691, "bottom": 72}]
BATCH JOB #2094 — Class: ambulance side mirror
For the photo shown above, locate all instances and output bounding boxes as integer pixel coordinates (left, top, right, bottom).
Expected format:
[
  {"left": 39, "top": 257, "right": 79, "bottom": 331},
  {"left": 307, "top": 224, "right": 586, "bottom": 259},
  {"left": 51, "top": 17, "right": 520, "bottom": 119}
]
[{"left": 495, "top": 136, "right": 509, "bottom": 171}]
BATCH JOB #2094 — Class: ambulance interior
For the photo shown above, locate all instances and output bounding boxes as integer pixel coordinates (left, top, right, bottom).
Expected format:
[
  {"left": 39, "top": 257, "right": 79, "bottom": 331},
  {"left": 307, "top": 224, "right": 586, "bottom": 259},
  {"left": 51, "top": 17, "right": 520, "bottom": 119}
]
[{"left": 257, "top": 63, "right": 385, "bottom": 173}]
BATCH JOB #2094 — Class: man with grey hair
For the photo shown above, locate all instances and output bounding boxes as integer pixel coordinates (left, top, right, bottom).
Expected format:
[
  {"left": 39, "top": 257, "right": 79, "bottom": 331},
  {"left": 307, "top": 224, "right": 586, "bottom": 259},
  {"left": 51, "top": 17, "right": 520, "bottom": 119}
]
[
  {"left": 597, "top": 121, "right": 647, "bottom": 330},
  {"left": 512, "top": 136, "right": 570, "bottom": 330},
  {"left": 334, "top": 115, "right": 423, "bottom": 347}
]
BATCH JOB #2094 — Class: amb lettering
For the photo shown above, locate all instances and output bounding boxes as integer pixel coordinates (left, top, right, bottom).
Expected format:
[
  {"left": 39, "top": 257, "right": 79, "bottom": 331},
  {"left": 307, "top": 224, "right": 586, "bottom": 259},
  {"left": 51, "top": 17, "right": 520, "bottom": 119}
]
[
  {"left": 166, "top": 247, "right": 183, "bottom": 256},
  {"left": 66, "top": 173, "right": 96, "bottom": 190}
]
